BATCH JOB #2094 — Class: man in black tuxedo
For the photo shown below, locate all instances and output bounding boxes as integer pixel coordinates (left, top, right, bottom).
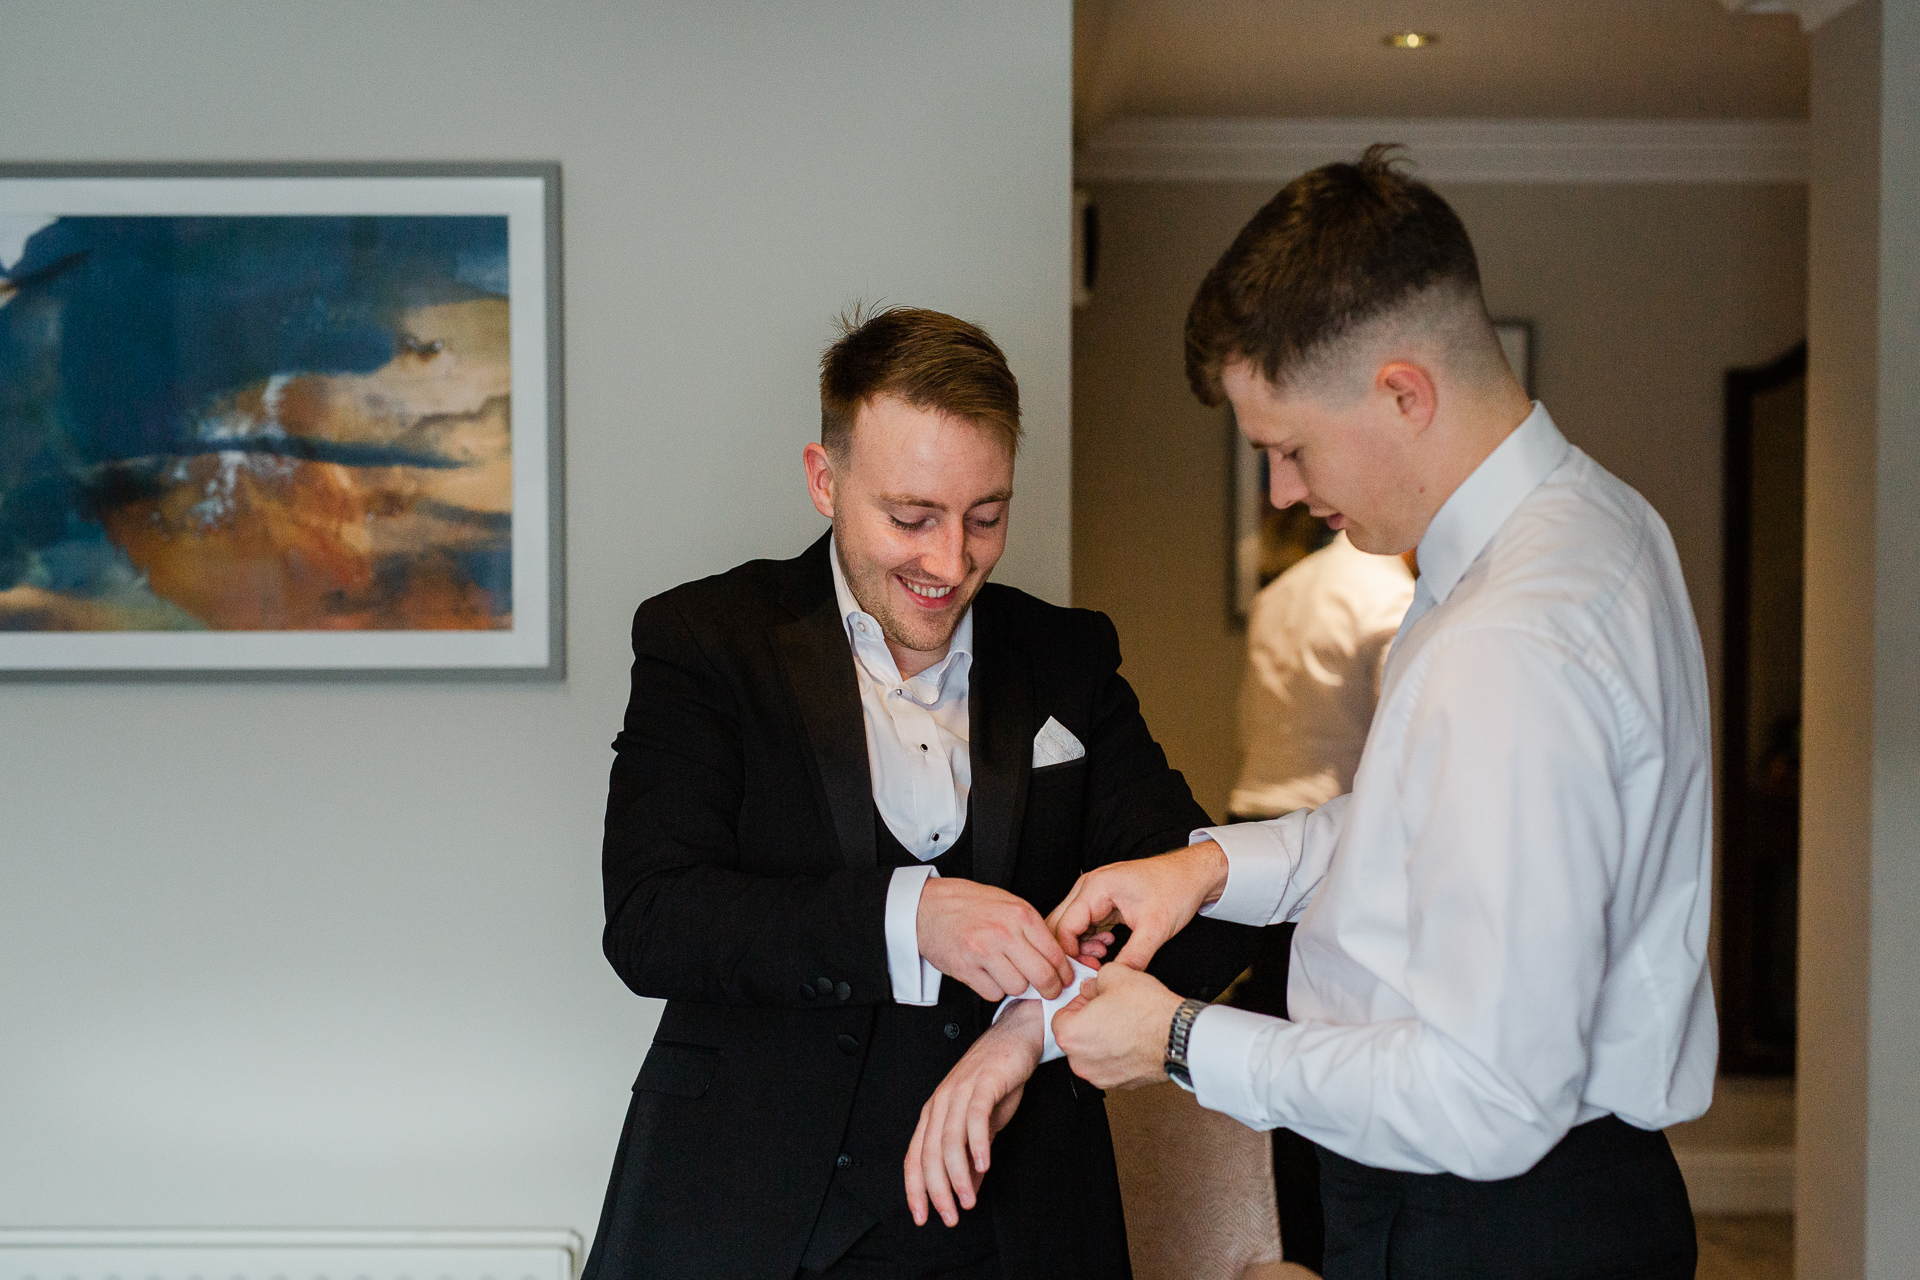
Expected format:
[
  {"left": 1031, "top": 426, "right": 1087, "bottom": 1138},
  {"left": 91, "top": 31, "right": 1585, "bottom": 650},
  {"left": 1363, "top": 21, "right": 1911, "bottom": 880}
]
[{"left": 582, "top": 307, "right": 1253, "bottom": 1280}]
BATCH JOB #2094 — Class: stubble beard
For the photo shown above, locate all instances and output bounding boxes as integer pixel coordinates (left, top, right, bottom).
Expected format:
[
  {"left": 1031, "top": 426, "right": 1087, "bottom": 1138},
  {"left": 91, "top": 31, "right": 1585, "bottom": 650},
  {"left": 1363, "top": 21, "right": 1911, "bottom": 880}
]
[
  {"left": 838, "top": 541, "right": 978, "bottom": 664},
  {"left": 870, "top": 569, "right": 978, "bottom": 660}
]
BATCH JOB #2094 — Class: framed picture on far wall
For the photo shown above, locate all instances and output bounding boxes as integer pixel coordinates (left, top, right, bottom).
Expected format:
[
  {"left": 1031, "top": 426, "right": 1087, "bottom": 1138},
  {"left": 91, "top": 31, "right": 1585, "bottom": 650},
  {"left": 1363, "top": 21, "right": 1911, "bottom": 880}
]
[
  {"left": 1230, "top": 317, "right": 1536, "bottom": 619},
  {"left": 0, "top": 163, "right": 564, "bottom": 680}
]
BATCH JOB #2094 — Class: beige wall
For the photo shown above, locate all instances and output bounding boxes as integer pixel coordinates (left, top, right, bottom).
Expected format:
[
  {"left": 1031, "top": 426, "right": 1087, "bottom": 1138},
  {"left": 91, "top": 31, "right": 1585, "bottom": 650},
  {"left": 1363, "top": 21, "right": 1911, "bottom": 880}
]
[
  {"left": 1799, "top": 0, "right": 1920, "bottom": 1273},
  {"left": 1798, "top": 7, "right": 1879, "bottom": 1269},
  {"left": 0, "top": 0, "right": 1071, "bottom": 1238},
  {"left": 1073, "top": 178, "right": 1808, "bottom": 824}
]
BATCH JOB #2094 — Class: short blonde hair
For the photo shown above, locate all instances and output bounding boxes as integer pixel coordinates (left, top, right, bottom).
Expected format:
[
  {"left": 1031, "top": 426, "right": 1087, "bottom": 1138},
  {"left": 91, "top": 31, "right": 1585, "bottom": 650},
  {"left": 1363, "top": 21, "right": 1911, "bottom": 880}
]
[{"left": 819, "top": 306, "right": 1022, "bottom": 460}]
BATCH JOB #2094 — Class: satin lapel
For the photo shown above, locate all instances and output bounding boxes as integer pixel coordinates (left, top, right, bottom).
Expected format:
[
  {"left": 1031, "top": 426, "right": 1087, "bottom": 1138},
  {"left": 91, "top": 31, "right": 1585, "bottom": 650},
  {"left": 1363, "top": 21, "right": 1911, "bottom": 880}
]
[
  {"left": 968, "top": 593, "right": 1032, "bottom": 890},
  {"left": 772, "top": 546, "right": 876, "bottom": 872}
]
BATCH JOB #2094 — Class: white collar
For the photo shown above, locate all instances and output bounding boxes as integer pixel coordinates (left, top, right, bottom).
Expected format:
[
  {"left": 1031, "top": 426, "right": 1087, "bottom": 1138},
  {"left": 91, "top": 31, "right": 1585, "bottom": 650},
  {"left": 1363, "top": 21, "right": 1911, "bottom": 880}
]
[
  {"left": 1415, "top": 402, "right": 1571, "bottom": 608},
  {"left": 828, "top": 533, "right": 974, "bottom": 695}
]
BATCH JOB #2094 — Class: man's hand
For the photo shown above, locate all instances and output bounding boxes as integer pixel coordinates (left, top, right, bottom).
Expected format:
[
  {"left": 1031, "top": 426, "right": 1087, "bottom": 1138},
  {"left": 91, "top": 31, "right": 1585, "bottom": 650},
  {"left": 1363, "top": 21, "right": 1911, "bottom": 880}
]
[
  {"left": 905, "top": 1000, "right": 1044, "bottom": 1227},
  {"left": 1052, "top": 963, "right": 1185, "bottom": 1090},
  {"left": 1047, "top": 840, "right": 1229, "bottom": 971},
  {"left": 919, "top": 878, "right": 1076, "bottom": 1001}
]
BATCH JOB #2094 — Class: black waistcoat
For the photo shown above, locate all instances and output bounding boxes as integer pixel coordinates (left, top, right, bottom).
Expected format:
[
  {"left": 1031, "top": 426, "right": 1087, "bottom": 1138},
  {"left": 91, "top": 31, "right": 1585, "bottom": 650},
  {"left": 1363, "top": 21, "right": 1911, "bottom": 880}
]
[{"left": 798, "top": 809, "right": 998, "bottom": 1272}]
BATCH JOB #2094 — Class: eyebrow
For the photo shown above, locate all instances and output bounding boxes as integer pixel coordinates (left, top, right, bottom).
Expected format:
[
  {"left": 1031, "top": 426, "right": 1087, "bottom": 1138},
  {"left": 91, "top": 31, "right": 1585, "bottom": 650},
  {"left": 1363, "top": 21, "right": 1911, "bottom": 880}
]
[{"left": 878, "top": 491, "right": 1013, "bottom": 510}]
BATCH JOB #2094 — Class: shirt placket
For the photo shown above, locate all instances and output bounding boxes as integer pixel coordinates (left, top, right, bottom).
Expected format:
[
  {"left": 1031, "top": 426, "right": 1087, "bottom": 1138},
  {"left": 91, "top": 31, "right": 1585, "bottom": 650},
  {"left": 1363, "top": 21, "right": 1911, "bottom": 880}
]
[{"left": 894, "top": 680, "right": 956, "bottom": 851}]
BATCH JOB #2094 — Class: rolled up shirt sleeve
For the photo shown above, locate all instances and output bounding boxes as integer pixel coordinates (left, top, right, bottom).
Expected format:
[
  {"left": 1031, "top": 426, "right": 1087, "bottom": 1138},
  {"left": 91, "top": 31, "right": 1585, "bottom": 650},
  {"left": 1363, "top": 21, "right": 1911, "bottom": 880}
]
[{"left": 884, "top": 864, "right": 943, "bottom": 1006}]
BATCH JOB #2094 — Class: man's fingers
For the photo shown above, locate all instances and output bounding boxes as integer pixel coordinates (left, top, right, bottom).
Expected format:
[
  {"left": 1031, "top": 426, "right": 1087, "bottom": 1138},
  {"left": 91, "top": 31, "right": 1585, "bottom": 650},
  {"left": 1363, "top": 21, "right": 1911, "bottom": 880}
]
[
  {"left": 1014, "top": 924, "right": 1072, "bottom": 996},
  {"left": 1113, "top": 923, "right": 1171, "bottom": 971},
  {"left": 965, "top": 1087, "right": 995, "bottom": 1175},
  {"left": 940, "top": 1082, "right": 978, "bottom": 1213},
  {"left": 905, "top": 1106, "right": 932, "bottom": 1226},
  {"left": 1004, "top": 942, "right": 1064, "bottom": 1000},
  {"left": 922, "top": 1093, "right": 962, "bottom": 1227},
  {"left": 1050, "top": 890, "right": 1096, "bottom": 953},
  {"left": 1022, "top": 916, "right": 1076, "bottom": 989},
  {"left": 982, "top": 955, "right": 1029, "bottom": 1003},
  {"left": 1053, "top": 884, "right": 1125, "bottom": 955},
  {"left": 1052, "top": 989, "right": 1093, "bottom": 1037},
  {"left": 1043, "top": 873, "right": 1088, "bottom": 934}
]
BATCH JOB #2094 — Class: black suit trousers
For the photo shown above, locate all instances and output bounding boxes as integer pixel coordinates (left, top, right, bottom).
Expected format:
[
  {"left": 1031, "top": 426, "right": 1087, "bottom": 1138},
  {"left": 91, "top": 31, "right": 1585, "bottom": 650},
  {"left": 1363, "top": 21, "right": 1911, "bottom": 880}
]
[{"left": 1317, "top": 1115, "right": 1697, "bottom": 1280}]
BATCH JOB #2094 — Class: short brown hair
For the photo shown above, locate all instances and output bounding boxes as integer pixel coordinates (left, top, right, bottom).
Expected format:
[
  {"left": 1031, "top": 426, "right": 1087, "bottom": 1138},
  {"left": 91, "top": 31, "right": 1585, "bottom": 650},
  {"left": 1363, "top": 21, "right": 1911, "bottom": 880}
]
[
  {"left": 819, "top": 306, "right": 1022, "bottom": 459},
  {"left": 1185, "top": 144, "right": 1486, "bottom": 405}
]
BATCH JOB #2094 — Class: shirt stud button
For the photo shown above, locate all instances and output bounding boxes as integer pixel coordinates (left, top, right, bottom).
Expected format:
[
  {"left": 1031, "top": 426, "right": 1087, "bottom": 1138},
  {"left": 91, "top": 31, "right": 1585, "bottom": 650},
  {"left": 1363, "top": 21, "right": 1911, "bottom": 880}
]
[{"left": 944, "top": 1022, "right": 961, "bottom": 1040}]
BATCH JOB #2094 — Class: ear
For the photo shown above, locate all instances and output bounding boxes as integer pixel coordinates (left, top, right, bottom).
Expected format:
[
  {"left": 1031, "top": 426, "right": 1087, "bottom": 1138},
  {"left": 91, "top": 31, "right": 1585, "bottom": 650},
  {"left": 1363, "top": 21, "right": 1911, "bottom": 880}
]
[
  {"left": 1377, "top": 361, "right": 1438, "bottom": 433},
  {"left": 802, "top": 442, "right": 837, "bottom": 519}
]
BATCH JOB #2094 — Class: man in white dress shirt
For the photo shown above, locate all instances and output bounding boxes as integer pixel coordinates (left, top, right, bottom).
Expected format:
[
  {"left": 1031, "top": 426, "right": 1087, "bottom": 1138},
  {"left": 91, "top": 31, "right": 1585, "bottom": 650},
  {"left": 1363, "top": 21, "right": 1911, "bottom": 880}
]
[
  {"left": 1232, "top": 532, "right": 1416, "bottom": 824},
  {"left": 916, "top": 147, "right": 1715, "bottom": 1277}
]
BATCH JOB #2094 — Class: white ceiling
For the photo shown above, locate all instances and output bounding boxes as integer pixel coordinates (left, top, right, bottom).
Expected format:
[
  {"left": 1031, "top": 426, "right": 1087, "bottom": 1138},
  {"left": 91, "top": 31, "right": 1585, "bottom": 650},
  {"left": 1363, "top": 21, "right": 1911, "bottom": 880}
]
[{"left": 1074, "top": 0, "right": 1810, "bottom": 141}]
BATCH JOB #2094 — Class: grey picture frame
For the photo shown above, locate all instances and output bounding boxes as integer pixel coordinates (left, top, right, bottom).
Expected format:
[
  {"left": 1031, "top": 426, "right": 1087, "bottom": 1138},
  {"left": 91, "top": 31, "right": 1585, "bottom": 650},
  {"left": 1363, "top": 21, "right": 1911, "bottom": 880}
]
[{"left": 0, "top": 162, "right": 565, "bottom": 681}]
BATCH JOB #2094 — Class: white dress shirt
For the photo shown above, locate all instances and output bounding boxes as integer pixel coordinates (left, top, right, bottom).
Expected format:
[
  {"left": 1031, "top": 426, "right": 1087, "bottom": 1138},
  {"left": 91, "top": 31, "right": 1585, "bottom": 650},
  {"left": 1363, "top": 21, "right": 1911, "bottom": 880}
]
[
  {"left": 1232, "top": 533, "right": 1415, "bottom": 819},
  {"left": 1187, "top": 404, "right": 1717, "bottom": 1179},
  {"left": 829, "top": 540, "right": 971, "bottom": 1007}
]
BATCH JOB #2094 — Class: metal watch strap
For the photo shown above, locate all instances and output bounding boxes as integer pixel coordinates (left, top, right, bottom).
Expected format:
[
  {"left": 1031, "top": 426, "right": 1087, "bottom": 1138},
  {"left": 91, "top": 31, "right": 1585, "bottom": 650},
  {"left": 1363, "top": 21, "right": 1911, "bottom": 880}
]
[{"left": 1165, "top": 998, "right": 1207, "bottom": 1087}]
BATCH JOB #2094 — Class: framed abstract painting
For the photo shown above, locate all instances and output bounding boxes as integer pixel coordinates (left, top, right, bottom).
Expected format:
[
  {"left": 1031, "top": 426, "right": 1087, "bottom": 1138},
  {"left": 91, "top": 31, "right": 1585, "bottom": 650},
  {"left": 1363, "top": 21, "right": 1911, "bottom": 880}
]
[{"left": 0, "top": 163, "right": 563, "bottom": 679}]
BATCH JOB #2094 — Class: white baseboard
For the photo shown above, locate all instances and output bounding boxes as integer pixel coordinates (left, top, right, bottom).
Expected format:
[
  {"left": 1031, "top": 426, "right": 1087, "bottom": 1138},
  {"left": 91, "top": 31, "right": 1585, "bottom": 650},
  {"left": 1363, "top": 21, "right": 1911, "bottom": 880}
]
[
  {"left": 0, "top": 1230, "right": 584, "bottom": 1280},
  {"left": 1673, "top": 1146, "right": 1795, "bottom": 1214}
]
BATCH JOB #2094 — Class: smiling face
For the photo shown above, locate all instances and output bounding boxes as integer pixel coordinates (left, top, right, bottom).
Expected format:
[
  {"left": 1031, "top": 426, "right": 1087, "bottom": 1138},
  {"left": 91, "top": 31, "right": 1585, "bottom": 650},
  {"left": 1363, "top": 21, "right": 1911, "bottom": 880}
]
[
  {"left": 804, "top": 394, "right": 1013, "bottom": 676},
  {"left": 1222, "top": 358, "right": 1431, "bottom": 555}
]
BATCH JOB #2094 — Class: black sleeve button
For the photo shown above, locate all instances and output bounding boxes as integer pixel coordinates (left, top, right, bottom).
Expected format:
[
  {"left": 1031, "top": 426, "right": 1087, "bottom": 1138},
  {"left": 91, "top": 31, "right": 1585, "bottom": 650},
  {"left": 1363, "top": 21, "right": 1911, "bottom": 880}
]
[
  {"left": 815, "top": 977, "right": 834, "bottom": 996},
  {"left": 801, "top": 981, "right": 817, "bottom": 1000},
  {"left": 836, "top": 1154, "right": 852, "bottom": 1169},
  {"left": 943, "top": 1022, "right": 961, "bottom": 1039},
  {"left": 837, "top": 1033, "right": 860, "bottom": 1055},
  {"left": 834, "top": 981, "right": 852, "bottom": 1002}
]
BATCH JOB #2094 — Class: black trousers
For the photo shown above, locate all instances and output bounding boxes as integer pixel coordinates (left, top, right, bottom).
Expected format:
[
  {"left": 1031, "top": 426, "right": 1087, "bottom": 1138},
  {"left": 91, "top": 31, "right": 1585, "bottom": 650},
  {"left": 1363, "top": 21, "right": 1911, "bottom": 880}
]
[{"left": 1317, "top": 1115, "right": 1697, "bottom": 1280}]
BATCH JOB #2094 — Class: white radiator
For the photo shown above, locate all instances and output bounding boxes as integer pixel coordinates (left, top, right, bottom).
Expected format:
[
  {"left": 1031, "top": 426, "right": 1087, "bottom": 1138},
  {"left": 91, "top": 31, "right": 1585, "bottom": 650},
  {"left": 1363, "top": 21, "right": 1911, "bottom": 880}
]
[{"left": 0, "top": 1231, "right": 582, "bottom": 1280}]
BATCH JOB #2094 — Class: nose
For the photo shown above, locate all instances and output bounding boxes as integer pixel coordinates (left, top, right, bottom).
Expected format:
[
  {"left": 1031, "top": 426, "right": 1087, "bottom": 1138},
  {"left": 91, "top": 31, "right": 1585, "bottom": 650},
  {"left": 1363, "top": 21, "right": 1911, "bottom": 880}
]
[
  {"left": 1267, "top": 453, "right": 1309, "bottom": 509},
  {"left": 927, "top": 519, "right": 968, "bottom": 583}
]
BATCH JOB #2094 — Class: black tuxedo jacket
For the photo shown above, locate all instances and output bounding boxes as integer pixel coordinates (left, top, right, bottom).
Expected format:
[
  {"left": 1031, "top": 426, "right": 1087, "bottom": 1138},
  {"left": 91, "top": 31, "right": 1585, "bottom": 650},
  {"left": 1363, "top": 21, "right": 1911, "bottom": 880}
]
[{"left": 583, "top": 535, "right": 1255, "bottom": 1280}]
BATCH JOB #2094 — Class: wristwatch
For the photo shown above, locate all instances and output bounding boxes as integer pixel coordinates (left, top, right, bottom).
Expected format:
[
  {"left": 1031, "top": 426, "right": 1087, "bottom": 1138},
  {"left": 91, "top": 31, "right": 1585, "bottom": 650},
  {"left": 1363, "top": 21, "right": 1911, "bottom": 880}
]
[{"left": 1164, "top": 998, "right": 1208, "bottom": 1091}]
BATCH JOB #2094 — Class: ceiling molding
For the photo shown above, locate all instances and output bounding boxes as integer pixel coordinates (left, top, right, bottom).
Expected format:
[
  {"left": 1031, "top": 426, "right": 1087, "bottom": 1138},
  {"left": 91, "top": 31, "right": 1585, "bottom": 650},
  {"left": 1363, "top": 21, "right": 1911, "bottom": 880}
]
[
  {"left": 1077, "top": 118, "right": 1810, "bottom": 185},
  {"left": 1720, "top": 0, "right": 1862, "bottom": 33}
]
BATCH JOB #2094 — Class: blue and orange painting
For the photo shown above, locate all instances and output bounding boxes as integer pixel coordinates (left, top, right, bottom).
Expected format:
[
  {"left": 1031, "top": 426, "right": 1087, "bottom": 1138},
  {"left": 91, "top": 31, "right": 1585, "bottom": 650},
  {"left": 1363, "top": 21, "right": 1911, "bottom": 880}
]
[{"left": 0, "top": 214, "right": 512, "bottom": 632}]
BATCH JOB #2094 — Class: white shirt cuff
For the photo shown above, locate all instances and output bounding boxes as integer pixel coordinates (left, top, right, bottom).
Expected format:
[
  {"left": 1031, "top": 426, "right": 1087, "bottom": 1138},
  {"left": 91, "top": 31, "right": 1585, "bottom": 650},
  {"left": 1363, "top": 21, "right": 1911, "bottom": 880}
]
[
  {"left": 1191, "top": 823, "right": 1294, "bottom": 926},
  {"left": 1185, "top": 1003, "right": 1280, "bottom": 1131},
  {"left": 993, "top": 958, "right": 1099, "bottom": 1062},
  {"left": 884, "top": 864, "right": 942, "bottom": 1006}
]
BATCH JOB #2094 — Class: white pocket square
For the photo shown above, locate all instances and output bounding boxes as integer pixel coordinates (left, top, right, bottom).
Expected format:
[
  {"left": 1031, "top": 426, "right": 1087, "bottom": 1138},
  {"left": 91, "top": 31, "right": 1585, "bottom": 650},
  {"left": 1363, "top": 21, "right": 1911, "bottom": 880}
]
[{"left": 1032, "top": 716, "right": 1086, "bottom": 769}]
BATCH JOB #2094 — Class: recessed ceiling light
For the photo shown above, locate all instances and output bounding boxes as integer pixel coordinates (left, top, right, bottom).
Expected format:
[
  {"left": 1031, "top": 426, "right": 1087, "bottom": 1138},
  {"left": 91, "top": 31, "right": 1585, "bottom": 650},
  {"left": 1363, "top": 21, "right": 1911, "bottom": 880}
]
[{"left": 1384, "top": 32, "right": 1438, "bottom": 49}]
